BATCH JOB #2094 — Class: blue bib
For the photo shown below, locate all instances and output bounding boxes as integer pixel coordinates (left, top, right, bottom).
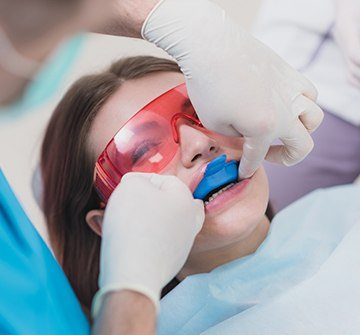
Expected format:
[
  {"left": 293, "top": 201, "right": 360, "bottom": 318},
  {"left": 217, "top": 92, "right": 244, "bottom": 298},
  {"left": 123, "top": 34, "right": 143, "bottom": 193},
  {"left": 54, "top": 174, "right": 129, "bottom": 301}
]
[{"left": 0, "top": 169, "right": 89, "bottom": 335}]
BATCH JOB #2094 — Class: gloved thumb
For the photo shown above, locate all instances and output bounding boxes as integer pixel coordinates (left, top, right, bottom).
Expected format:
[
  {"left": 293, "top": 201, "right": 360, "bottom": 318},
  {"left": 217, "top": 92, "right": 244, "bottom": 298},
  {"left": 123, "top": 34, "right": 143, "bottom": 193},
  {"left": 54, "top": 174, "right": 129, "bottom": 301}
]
[
  {"left": 120, "top": 172, "right": 172, "bottom": 191},
  {"left": 239, "top": 137, "right": 271, "bottom": 179},
  {"left": 149, "top": 174, "right": 205, "bottom": 231},
  {"left": 123, "top": 172, "right": 187, "bottom": 191},
  {"left": 148, "top": 174, "right": 193, "bottom": 195}
]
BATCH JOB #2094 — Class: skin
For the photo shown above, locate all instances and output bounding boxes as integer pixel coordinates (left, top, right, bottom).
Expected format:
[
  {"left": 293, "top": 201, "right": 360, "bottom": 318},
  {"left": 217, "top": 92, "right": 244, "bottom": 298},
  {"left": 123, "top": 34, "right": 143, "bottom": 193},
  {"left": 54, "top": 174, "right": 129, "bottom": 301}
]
[
  {"left": 93, "top": 290, "right": 156, "bottom": 335},
  {"left": 96, "top": 0, "right": 160, "bottom": 38},
  {"left": 86, "top": 71, "right": 271, "bottom": 281}
]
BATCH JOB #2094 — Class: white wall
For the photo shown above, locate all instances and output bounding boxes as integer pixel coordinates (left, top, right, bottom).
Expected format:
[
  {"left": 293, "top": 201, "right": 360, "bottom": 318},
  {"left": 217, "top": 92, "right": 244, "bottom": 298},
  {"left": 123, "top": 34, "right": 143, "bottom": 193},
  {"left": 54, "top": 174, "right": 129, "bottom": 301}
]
[{"left": 0, "top": 0, "right": 262, "bottom": 242}]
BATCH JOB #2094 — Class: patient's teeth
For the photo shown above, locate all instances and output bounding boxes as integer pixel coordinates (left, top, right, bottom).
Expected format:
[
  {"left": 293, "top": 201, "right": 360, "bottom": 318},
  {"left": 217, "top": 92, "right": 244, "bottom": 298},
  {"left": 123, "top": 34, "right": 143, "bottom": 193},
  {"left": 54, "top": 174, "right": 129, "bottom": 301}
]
[{"left": 206, "top": 182, "right": 237, "bottom": 203}]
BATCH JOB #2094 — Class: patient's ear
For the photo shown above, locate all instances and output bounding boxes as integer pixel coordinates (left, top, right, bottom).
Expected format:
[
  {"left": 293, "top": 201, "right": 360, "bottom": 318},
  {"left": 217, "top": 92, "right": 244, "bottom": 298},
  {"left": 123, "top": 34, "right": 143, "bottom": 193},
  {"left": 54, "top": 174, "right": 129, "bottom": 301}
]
[{"left": 85, "top": 210, "right": 104, "bottom": 237}]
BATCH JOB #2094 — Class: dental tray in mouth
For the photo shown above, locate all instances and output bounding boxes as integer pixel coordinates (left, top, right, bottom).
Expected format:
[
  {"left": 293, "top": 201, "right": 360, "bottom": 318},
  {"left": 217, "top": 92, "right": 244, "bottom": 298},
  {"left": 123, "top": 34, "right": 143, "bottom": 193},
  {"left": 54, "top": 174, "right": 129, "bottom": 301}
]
[{"left": 193, "top": 154, "right": 239, "bottom": 201}]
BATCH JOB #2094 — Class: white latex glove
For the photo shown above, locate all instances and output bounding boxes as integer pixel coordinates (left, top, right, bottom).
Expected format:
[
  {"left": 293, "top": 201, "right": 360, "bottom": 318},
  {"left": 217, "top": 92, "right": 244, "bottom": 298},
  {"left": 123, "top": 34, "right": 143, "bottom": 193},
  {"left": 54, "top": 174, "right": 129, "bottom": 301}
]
[
  {"left": 334, "top": 0, "right": 360, "bottom": 88},
  {"left": 92, "top": 173, "right": 204, "bottom": 316},
  {"left": 142, "top": 0, "right": 324, "bottom": 178}
]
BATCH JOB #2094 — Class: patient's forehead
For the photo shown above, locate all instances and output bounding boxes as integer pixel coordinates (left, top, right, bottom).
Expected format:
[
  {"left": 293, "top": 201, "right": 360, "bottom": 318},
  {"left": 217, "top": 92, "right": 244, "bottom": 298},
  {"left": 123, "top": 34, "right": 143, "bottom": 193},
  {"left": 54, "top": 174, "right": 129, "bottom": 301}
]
[{"left": 88, "top": 71, "right": 185, "bottom": 159}]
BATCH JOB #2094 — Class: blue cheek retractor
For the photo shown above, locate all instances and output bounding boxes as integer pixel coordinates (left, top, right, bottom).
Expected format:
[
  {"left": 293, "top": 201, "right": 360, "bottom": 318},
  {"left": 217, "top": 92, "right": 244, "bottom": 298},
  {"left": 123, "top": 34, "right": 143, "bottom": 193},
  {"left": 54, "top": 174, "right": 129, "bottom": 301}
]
[{"left": 193, "top": 154, "right": 239, "bottom": 200}]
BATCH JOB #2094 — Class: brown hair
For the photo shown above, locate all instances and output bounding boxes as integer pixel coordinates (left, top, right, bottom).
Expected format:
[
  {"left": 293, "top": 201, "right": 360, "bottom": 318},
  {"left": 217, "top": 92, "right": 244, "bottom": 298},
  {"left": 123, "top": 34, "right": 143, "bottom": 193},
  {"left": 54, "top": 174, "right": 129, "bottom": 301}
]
[{"left": 41, "top": 56, "right": 182, "bottom": 318}]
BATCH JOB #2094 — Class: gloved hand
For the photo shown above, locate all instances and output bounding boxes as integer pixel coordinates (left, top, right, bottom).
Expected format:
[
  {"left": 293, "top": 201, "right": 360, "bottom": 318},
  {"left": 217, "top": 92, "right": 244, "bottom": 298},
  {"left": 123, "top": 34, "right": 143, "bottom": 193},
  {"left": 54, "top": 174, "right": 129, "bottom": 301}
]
[
  {"left": 143, "top": 0, "right": 324, "bottom": 178},
  {"left": 92, "top": 173, "right": 204, "bottom": 316},
  {"left": 334, "top": 0, "right": 360, "bottom": 88}
]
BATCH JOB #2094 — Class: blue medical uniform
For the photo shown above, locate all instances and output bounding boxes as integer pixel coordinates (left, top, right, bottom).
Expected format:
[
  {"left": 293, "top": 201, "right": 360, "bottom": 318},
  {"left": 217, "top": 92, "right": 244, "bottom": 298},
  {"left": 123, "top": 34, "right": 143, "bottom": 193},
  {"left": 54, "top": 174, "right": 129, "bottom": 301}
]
[{"left": 0, "top": 169, "right": 90, "bottom": 335}]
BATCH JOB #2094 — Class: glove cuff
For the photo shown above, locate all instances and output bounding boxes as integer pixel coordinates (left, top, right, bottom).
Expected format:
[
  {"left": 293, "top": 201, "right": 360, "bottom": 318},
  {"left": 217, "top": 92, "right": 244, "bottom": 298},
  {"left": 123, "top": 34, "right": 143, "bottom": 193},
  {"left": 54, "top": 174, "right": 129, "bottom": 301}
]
[
  {"left": 91, "top": 284, "right": 160, "bottom": 319},
  {"left": 141, "top": 0, "right": 168, "bottom": 40}
]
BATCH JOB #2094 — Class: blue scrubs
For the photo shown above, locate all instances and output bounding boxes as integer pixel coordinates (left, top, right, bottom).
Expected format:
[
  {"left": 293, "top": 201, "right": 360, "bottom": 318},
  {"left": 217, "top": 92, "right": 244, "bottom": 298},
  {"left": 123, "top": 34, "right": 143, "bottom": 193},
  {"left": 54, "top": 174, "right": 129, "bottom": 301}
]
[{"left": 0, "top": 170, "right": 89, "bottom": 335}]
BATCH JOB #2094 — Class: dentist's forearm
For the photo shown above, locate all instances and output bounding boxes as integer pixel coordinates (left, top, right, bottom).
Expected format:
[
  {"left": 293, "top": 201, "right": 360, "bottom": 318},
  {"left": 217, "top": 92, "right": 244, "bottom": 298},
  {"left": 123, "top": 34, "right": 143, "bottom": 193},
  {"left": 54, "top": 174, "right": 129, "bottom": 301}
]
[
  {"left": 93, "top": 290, "right": 156, "bottom": 335},
  {"left": 95, "top": 0, "right": 160, "bottom": 38}
]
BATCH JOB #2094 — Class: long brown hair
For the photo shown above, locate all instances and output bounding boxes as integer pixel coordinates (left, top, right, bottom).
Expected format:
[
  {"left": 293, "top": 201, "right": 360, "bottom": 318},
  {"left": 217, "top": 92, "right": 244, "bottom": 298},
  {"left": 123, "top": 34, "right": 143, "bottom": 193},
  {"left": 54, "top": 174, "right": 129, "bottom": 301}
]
[{"left": 41, "top": 56, "right": 182, "bottom": 317}]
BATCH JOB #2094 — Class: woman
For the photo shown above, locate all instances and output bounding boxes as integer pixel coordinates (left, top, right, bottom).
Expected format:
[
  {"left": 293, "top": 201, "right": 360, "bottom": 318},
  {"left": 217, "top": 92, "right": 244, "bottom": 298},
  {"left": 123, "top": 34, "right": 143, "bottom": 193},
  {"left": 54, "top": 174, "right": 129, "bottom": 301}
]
[
  {"left": 41, "top": 56, "right": 360, "bottom": 332},
  {"left": 41, "top": 55, "right": 273, "bottom": 316}
]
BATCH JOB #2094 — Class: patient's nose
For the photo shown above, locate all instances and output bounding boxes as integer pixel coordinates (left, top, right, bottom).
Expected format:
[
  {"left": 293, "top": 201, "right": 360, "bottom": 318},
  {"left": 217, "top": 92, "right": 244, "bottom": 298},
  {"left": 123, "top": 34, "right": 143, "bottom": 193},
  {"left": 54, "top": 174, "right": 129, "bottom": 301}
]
[{"left": 178, "top": 124, "right": 220, "bottom": 168}]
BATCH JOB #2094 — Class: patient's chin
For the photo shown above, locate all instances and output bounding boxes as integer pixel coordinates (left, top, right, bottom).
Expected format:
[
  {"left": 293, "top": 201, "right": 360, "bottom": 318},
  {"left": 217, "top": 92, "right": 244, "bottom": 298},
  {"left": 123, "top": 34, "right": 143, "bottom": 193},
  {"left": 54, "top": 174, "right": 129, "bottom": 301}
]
[
  {"left": 194, "top": 214, "right": 264, "bottom": 253},
  {"left": 193, "top": 169, "right": 269, "bottom": 253}
]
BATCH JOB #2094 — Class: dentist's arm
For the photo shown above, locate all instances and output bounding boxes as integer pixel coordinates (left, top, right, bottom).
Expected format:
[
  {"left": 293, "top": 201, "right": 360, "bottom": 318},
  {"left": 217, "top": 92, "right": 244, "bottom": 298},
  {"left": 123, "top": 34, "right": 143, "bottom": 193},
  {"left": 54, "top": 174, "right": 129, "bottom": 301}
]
[
  {"left": 95, "top": 0, "right": 158, "bottom": 38},
  {"left": 93, "top": 291, "right": 156, "bottom": 335},
  {"left": 92, "top": 173, "right": 205, "bottom": 335}
]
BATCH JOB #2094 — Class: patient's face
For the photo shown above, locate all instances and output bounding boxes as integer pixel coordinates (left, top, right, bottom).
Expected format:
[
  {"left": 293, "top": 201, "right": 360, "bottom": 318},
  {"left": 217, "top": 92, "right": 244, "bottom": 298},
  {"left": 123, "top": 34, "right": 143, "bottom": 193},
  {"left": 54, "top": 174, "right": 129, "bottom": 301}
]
[{"left": 88, "top": 71, "right": 269, "bottom": 254}]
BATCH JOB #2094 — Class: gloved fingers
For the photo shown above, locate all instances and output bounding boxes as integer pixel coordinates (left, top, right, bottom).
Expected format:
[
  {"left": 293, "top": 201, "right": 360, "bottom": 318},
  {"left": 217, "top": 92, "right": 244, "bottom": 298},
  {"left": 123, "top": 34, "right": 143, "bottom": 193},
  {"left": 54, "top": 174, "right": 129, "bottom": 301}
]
[
  {"left": 293, "top": 95, "right": 324, "bottom": 133},
  {"left": 193, "top": 199, "right": 205, "bottom": 232},
  {"left": 154, "top": 176, "right": 205, "bottom": 231},
  {"left": 239, "top": 136, "right": 271, "bottom": 179},
  {"left": 120, "top": 171, "right": 155, "bottom": 184},
  {"left": 149, "top": 173, "right": 193, "bottom": 195},
  {"left": 121, "top": 172, "right": 180, "bottom": 190},
  {"left": 295, "top": 74, "right": 318, "bottom": 101},
  {"left": 148, "top": 173, "right": 177, "bottom": 190},
  {"left": 147, "top": 174, "right": 205, "bottom": 226},
  {"left": 266, "top": 120, "right": 314, "bottom": 166},
  {"left": 198, "top": 117, "right": 240, "bottom": 137},
  {"left": 123, "top": 172, "right": 195, "bottom": 199},
  {"left": 115, "top": 172, "right": 158, "bottom": 196}
]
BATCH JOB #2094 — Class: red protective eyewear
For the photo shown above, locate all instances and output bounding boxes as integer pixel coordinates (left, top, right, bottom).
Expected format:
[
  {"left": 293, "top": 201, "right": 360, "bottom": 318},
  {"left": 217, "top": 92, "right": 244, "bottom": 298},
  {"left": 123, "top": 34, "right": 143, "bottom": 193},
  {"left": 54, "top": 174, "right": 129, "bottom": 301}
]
[{"left": 94, "top": 83, "right": 204, "bottom": 203}]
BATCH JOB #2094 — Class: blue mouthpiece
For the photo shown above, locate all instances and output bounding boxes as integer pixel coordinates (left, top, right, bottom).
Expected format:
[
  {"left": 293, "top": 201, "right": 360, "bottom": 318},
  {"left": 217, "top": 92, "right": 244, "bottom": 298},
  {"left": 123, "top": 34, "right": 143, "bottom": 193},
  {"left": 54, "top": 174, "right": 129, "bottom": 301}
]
[{"left": 193, "top": 154, "right": 239, "bottom": 200}]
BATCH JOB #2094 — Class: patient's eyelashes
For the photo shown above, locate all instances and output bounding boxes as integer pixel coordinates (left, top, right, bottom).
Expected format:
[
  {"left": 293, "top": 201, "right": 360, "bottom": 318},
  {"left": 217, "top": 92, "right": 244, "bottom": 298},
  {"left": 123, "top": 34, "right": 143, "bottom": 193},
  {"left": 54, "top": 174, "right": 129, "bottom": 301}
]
[{"left": 132, "top": 140, "right": 161, "bottom": 164}]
